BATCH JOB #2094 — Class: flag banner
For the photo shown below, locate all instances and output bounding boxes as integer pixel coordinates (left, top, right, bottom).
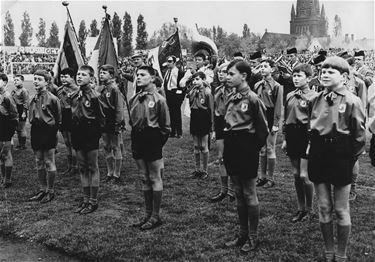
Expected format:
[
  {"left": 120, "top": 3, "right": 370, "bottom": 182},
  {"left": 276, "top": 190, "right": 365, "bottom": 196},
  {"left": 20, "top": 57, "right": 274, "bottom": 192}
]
[
  {"left": 88, "top": 15, "right": 118, "bottom": 80},
  {"left": 191, "top": 26, "right": 218, "bottom": 57},
  {"left": 53, "top": 22, "right": 84, "bottom": 86},
  {"left": 147, "top": 30, "right": 182, "bottom": 78}
]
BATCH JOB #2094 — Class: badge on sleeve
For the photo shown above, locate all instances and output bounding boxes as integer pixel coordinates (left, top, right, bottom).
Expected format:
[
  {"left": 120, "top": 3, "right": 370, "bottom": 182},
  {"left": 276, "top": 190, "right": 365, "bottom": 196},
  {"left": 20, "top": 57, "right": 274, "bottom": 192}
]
[
  {"left": 85, "top": 100, "right": 91, "bottom": 107},
  {"left": 106, "top": 92, "right": 111, "bottom": 98},
  {"left": 268, "top": 90, "right": 272, "bottom": 96},
  {"left": 41, "top": 104, "right": 46, "bottom": 110},
  {"left": 241, "top": 102, "right": 248, "bottom": 112},
  {"left": 338, "top": 103, "right": 346, "bottom": 113},
  {"left": 299, "top": 100, "right": 307, "bottom": 107},
  {"left": 348, "top": 86, "right": 355, "bottom": 93},
  {"left": 148, "top": 101, "right": 155, "bottom": 108},
  {"left": 200, "top": 98, "right": 205, "bottom": 104}
]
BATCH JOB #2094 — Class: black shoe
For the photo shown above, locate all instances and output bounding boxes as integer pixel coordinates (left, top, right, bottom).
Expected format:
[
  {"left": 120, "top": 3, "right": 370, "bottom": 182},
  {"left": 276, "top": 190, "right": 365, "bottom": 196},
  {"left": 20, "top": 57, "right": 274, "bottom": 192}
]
[
  {"left": 228, "top": 193, "right": 235, "bottom": 202},
  {"left": 291, "top": 210, "right": 306, "bottom": 223},
  {"left": 299, "top": 211, "right": 311, "bottom": 222},
  {"left": 40, "top": 192, "right": 55, "bottom": 203},
  {"left": 169, "top": 133, "right": 176, "bottom": 138},
  {"left": 240, "top": 237, "right": 259, "bottom": 253},
  {"left": 113, "top": 177, "right": 122, "bottom": 184},
  {"left": 256, "top": 178, "right": 268, "bottom": 187},
  {"left": 176, "top": 135, "right": 182, "bottom": 139},
  {"left": 349, "top": 190, "right": 357, "bottom": 201},
  {"left": 263, "top": 180, "right": 275, "bottom": 188},
  {"left": 3, "top": 182, "right": 12, "bottom": 188},
  {"left": 28, "top": 191, "right": 46, "bottom": 201},
  {"left": 210, "top": 192, "right": 227, "bottom": 203},
  {"left": 80, "top": 203, "right": 98, "bottom": 214},
  {"left": 104, "top": 176, "right": 113, "bottom": 183},
  {"left": 199, "top": 171, "right": 208, "bottom": 179},
  {"left": 140, "top": 217, "right": 162, "bottom": 230},
  {"left": 188, "top": 171, "right": 201, "bottom": 179},
  {"left": 225, "top": 235, "right": 248, "bottom": 248},
  {"left": 74, "top": 202, "right": 88, "bottom": 213},
  {"left": 132, "top": 215, "right": 151, "bottom": 228}
]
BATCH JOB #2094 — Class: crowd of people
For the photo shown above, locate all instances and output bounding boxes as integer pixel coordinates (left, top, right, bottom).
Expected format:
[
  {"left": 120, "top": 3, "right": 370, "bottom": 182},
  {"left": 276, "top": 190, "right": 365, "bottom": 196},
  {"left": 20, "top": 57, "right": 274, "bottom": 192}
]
[{"left": 0, "top": 46, "right": 374, "bottom": 261}]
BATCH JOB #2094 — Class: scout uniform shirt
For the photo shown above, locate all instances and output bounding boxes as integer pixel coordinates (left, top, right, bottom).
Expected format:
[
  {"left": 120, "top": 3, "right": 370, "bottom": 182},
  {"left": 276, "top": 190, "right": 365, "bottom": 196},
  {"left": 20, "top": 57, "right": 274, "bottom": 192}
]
[
  {"left": 355, "top": 65, "right": 374, "bottom": 87},
  {"left": 224, "top": 85, "right": 268, "bottom": 141},
  {"left": 97, "top": 80, "right": 124, "bottom": 131},
  {"left": 57, "top": 84, "right": 79, "bottom": 109},
  {"left": 187, "top": 84, "right": 215, "bottom": 131},
  {"left": 0, "top": 89, "right": 18, "bottom": 122},
  {"left": 11, "top": 87, "right": 29, "bottom": 120},
  {"left": 29, "top": 90, "right": 61, "bottom": 127},
  {"left": 309, "top": 77, "right": 324, "bottom": 93},
  {"left": 129, "top": 85, "right": 171, "bottom": 142},
  {"left": 309, "top": 86, "right": 366, "bottom": 158},
  {"left": 214, "top": 84, "right": 232, "bottom": 117},
  {"left": 368, "top": 83, "right": 375, "bottom": 134},
  {"left": 70, "top": 86, "right": 105, "bottom": 128},
  {"left": 284, "top": 87, "right": 317, "bottom": 125},
  {"left": 254, "top": 77, "right": 284, "bottom": 129},
  {"left": 344, "top": 73, "right": 367, "bottom": 112}
]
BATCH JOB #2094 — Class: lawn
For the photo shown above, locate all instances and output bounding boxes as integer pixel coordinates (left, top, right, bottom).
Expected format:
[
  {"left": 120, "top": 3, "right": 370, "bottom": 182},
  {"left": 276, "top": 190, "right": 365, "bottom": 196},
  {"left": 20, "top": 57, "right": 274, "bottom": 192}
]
[{"left": 0, "top": 80, "right": 374, "bottom": 261}]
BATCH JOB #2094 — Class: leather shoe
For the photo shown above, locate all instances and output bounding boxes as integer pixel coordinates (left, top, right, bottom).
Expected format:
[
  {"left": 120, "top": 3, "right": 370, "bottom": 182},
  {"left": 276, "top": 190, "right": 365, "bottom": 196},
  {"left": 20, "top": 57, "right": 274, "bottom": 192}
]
[
  {"left": 74, "top": 202, "right": 88, "bottom": 213},
  {"left": 256, "top": 178, "right": 268, "bottom": 187},
  {"left": 3, "top": 182, "right": 12, "bottom": 188},
  {"left": 240, "top": 237, "right": 259, "bottom": 253},
  {"left": 140, "top": 217, "right": 162, "bottom": 230},
  {"left": 209, "top": 192, "right": 227, "bottom": 203},
  {"left": 28, "top": 191, "right": 46, "bottom": 201},
  {"left": 225, "top": 235, "right": 248, "bottom": 248},
  {"left": 188, "top": 171, "right": 201, "bottom": 179},
  {"left": 113, "top": 177, "right": 122, "bottom": 184},
  {"left": 227, "top": 193, "right": 235, "bottom": 202},
  {"left": 40, "top": 192, "right": 55, "bottom": 203},
  {"left": 104, "top": 176, "right": 113, "bottom": 183},
  {"left": 132, "top": 215, "right": 151, "bottom": 228},
  {"left": 80, "top": 203, "right": 98, "bottom": 214}
]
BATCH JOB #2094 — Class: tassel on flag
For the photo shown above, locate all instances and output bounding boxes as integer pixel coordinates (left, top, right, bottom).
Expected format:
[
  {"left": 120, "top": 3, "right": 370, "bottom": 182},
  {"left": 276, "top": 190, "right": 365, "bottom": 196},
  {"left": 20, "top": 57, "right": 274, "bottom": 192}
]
[
  {"left": 52, "top": 21, "right": 84, "bottom": 86},
  {"left": 88, "top": 12, "right": 118, "bottom": 80}
]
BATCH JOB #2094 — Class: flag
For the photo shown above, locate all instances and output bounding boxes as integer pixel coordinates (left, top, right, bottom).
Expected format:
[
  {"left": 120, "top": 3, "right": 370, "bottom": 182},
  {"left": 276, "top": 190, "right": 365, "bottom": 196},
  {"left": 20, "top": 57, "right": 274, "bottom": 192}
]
[
  {"left": 191, "top": 25, "right": 218, "bottom": 57},
  {"left": 53, "top": 21, "right": 84, "bottom": 86},
  {"left": 147, "top": 30, "right": 182, "bottom": 78},
  {"left": 88, "top": 14, "right": 119, "bottom": 79}
]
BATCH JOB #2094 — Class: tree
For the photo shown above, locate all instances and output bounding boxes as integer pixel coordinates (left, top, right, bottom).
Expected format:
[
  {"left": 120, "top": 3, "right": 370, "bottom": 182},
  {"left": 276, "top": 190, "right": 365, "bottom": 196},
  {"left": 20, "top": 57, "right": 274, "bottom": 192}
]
[
  {"left": 199, "top": 27, "right": 212, "bottom": 38},
  {"left": 212, "top": 26, "right": 217, "bottom": 41},
  {"left": 46, "top": 21, "right": 60, "bottom": 48},
  {"left": 148, "top": 22, "right": 190, "bottom": 50},
  {"left": 36, "top": 18, "right": 47, "bottom": 47},
  {"left": 3, "top": 11, "right": 15, "bottom": 46},
  {"left": 121, "top": 12, "right": 133, "bottom": 56},
  {"left": 333, "top": 14, "right": 342, "bottom": 38},
  {"left": 89, "top": 19, "right": 100, "bottom": 37},
  {"left": 136, "top": 14, "right": 148, "bottom": 50},
  {"left": 111, "top": 12, "right": 122, "bottom": 55},
  {"left": 78, "top": 20, "right": 88, "bottom": 56},
  {"left": 242, "top": 24, "right": 250, "bottom": 38},
  {"left": 19, "top": 11, "right": 33, "bottom": 46}
]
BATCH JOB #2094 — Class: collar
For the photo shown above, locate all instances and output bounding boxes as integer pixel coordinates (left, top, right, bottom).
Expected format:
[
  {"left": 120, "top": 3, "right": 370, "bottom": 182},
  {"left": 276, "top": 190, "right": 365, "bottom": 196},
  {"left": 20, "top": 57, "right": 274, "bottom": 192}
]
[{"left": 324, "top": 85, "right": 346, "bottom": 96}]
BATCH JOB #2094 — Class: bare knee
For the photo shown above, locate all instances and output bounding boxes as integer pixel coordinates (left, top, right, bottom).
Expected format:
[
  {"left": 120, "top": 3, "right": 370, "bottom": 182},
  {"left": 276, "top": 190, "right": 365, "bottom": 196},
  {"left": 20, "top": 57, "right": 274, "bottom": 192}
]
[
  {"left": 318, "top": 202, "right": 333, "bottom": 222},
  {"left": 335, "top": 207, "right": 351, "bottom": 225}
]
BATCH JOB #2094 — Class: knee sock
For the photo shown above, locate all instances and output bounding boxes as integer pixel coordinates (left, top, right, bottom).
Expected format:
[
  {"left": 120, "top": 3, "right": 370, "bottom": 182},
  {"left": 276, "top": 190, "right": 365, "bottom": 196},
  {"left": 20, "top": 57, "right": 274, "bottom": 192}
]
[
  {"left": 20, "top": 136, "right": 26, "bottom": 147},
  {"left": 113, "top": 159, "right": 122, "bottom": 178},
  {"left": 151, "top": 190, "right": 162, "bottom": 220},
  {"left": 105, "top": 156, "right": 114, "bottom": 177},
  {"left": 37, "top": 169, "right": 47, "bottom": 191},
  {"left": 320, "top": 221, "right": 335, "bottom": 252},
  {"left": 304, "top": 181, "right": 314, "bottom": 212},
  {"left": 220, "top": 176, "right": 228, "bottom": 194},
  {"left": 46, "top": 171, "right": 56, "bottom": 193},
  {"left": 144, "top": 190, "right": 153, "bottom": 218},
  {"left": 260, "top": 156, "right": 267, "bottom": 178},
  {"left": 90, "top": 186, "right": 99, "bottom": 205},
  {"left": 194, "top": 152, "right": 201, "bottom": 171},
  {"left": 294, "top": 177, "right": 305, "bottom": 211},
  {"left": 1, "top": 164, "right": 5, "bottom": 182},
  {"left": 228, "top": 177, "right": 235, "bottom": 196},
  {"left": 202, "top": 152, "right": 209, "bottom": 173},
  {"left": 267, "top": 158, "right": 276, "bottom": 179},
  {"left": 237, "top": 203, "right": 249, "bottom": 237},
  {"left": 82, "top": 187, "right": 90, "bottom": 203},
  {"left": 4, "top": 166, "right": 12, "bottom": 183},
  {"left": 337, "top": 224, "right": 351, "bottom": 258},
  {"left": 248, "top": 204, "right": 260, "bottom": 238}
]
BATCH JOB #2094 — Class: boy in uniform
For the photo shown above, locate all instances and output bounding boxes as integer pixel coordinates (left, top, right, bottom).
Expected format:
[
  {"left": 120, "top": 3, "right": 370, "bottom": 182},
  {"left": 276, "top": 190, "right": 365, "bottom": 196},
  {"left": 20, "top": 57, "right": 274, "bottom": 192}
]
[
  {"left": 71, "top": 65, "right": 105, "bottom": 214},
  {"left": 308, "top": 57, "right": 366, "bottom": 262},
  {"left": 57, "top": 68, "right": 79, "bottom": 175},
  {"left": 130, "top": 66, "right": 171, "bottom": 230},
  {"left": 98, "top": 64, "right": 124, "bottom": 184},
  {"left": 254, "top": 59, "right": 283, "bottom": 188},
  {"left": 11, "top": 74, "right": 29, "bottom": 149},
  {"left": 28, "top": 70, "right": 61, "bottom": 203},
  {"left": 0, "top": 73, "right": 18, "bottom": 188}
]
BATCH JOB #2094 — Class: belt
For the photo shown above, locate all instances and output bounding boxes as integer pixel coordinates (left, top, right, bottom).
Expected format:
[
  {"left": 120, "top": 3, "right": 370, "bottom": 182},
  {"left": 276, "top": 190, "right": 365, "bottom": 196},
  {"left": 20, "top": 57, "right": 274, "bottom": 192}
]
[{"left": 311, "top": 135, "right": 349, "bottom": 144}]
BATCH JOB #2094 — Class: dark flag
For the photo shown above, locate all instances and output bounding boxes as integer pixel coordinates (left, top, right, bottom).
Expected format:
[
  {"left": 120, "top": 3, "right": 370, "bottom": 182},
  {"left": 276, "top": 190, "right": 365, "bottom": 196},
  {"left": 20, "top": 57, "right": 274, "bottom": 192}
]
[
  {"left": 53, "top": 22, "right": 84, "bottom": 86},
  {"left": 88, "top": 14, "right": 119, "bottom": 79},
  {"left": 147, "top": 30, "right": 182, "bottom": 77}
]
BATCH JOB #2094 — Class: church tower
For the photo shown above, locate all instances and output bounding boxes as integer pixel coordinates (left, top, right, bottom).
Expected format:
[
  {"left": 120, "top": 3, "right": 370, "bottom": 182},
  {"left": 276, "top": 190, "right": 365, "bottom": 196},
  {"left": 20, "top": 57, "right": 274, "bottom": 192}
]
[{"left": 290, "top": 0, "right": 328, "bottom": 37}]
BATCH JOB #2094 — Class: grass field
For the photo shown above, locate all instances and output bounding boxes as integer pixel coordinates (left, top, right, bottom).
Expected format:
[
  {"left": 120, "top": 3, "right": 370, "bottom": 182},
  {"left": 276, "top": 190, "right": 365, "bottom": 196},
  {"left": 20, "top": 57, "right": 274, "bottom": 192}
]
[{"left": 0, "top": 80, "right": 374, "bottom": 261}]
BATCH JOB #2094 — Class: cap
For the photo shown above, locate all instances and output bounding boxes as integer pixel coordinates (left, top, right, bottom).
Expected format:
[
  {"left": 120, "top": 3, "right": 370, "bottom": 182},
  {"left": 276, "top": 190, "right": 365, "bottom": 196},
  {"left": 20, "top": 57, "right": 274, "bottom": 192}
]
[
  {"left": 286, "top": 47, "right": 297, "bottom": 55},
  {"left": 354, "top": 50, "right": 365, "bottom": 57},
  {"left": 131, "top": 51, "right": 144, "bottom": 59},
  {"left": 318, "top": 49, "right": 327, "bottom": 56},
  {"left": 313, "top": 55, "right": 326, "bottom": 65},
  {"left": 250, "top": 51, "right": 262, "bottom": 60}
]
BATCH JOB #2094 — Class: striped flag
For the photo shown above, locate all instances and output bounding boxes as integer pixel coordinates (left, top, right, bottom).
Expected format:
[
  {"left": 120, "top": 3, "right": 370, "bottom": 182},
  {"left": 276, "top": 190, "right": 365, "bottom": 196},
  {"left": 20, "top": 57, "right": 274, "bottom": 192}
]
[
  {"left": 147, "top": 30, "right": 182, "bottom": 78},
  {"left": 191, "top": 26, "right": 218, "bottom": 56},
  {"left": 88, "top": 15, "right": 118, "bottom": 79},
  {"left": 53, "top": 22, "right": 84, "bottom": 86}
]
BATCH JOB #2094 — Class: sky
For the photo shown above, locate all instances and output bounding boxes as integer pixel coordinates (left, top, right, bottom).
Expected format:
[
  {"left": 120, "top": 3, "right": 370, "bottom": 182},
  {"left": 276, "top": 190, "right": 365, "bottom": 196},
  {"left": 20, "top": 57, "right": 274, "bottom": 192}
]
[{"left": 1, "top": 0, "right": 374, "bottom": 46}]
